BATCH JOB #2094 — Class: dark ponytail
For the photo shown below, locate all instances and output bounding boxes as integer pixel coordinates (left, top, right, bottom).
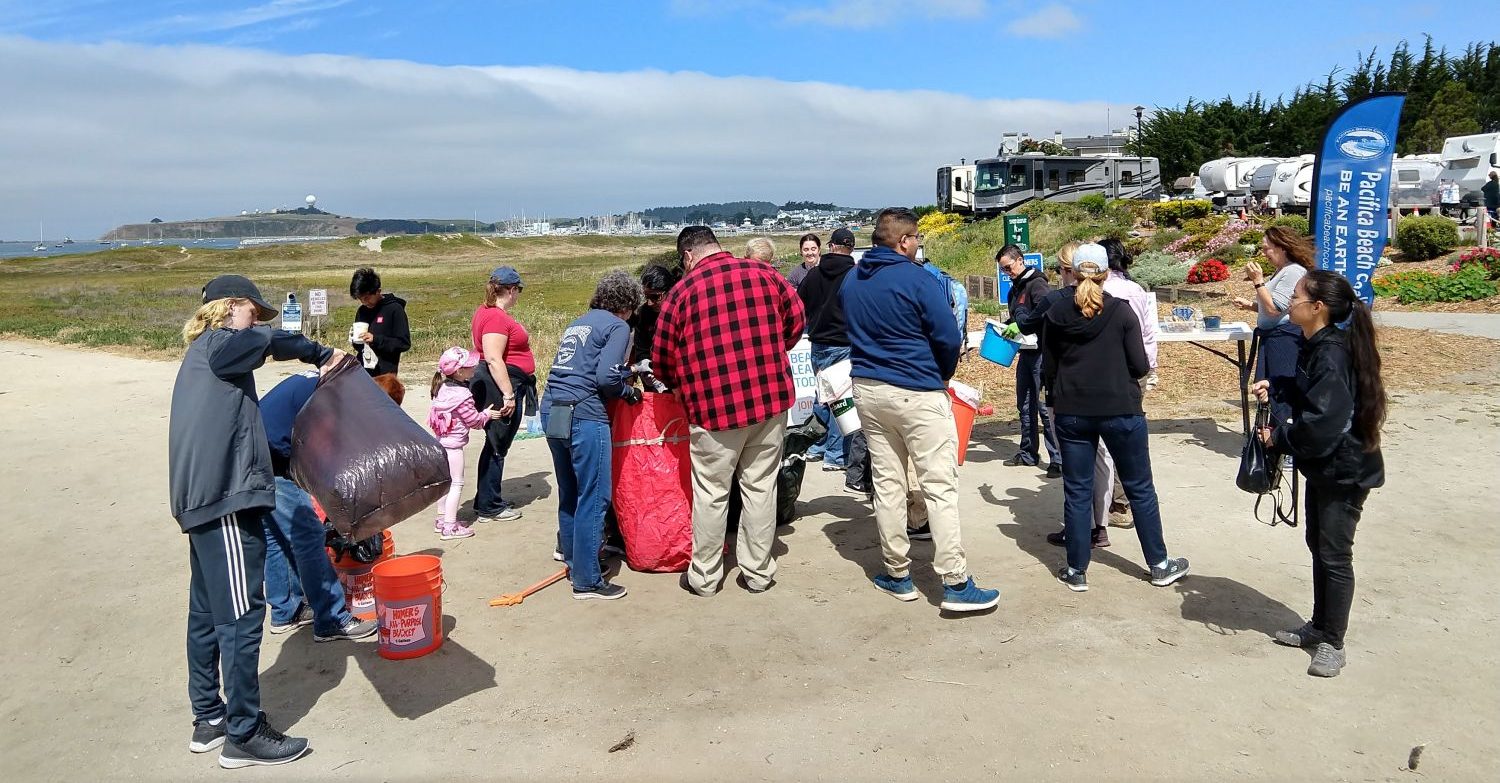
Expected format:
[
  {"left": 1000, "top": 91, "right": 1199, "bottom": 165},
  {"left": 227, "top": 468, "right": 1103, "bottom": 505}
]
[{"left": 1302, "top": 270, "right": 1387, "bottom": 450}]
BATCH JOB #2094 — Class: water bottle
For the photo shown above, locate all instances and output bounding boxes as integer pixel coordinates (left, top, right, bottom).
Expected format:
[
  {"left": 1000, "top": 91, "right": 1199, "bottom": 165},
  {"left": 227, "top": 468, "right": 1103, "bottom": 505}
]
[{"left": 281, "top": 293, "right": 303, "bottom": 333}]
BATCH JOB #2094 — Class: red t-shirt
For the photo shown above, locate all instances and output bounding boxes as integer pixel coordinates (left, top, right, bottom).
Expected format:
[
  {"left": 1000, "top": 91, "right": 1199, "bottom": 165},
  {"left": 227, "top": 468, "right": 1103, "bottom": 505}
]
[{"left": 471, "top": 305, "right": 536, "bottom": 375}]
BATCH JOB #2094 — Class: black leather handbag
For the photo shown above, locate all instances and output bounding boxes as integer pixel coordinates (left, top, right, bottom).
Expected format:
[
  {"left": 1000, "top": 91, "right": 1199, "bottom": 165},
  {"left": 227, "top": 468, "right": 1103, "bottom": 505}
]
[{"left": 1236, "top": 403, "right": 1280, "bottom": 495}]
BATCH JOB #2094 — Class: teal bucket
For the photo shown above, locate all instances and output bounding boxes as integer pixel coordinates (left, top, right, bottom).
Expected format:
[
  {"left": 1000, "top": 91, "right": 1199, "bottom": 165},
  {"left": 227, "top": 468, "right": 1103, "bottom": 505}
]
[{"left": 979, "top": 321, "right": 1020, "bottom": 367}]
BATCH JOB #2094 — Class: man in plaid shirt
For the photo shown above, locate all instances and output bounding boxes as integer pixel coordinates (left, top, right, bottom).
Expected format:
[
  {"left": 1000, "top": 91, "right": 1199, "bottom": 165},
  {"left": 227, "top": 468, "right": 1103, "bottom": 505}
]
[{"left": 652, "top": 226, "right": 806, "bottom": 596}]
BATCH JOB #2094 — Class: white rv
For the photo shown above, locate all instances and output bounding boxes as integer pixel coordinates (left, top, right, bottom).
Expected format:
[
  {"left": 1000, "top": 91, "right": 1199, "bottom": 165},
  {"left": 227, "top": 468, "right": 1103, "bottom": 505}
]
[
  {"left": 1436, "top": 132, "right": 1500, "bottom": 207},
  {"left": 1198, "top": 157, "right": 1282, "bottom": 194},
  {"left": 1390, "top": 155, "right": 1444, "bottom": 212},
  {"left": 962, "top": 154, "right": 1161, "bottom": 216},
  {"left": 936, "top": 164, "right": 977, "bottom": 214},
  {"left": 1266, "top": 155, "right": 1316, "bottom": 211}
]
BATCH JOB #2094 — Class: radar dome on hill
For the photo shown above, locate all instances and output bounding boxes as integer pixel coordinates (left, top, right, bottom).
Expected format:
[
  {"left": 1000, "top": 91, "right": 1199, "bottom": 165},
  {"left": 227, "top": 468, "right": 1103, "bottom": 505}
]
[{"left": 305, "top": 195, "right": 317, "bottom": 207}]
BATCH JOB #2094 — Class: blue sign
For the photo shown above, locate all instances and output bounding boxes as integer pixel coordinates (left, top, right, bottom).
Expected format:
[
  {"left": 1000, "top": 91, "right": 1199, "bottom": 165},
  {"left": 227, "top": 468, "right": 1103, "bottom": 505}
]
[
  {"left": 1022, "top": 252, "right": 1044, "bottom": 273},
  {"left": 1310, "top": 92, "right": 1406, "bottom": 305}
]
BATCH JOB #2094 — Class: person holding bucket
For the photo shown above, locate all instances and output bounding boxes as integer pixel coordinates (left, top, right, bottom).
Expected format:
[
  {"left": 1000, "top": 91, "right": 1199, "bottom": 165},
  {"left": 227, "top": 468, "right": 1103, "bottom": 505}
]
[
  {"left": 257, "top": 370, "right": 379, "bottom": 642},
  {"left": 797, "top": 227, "right": 871, "bottom": 494},
  {"left": 1037, "top": 244, "right": 1189, "bottom": 593},
  {"left": 840, "top": 208, "right": 999, "bottom": 613},
  {"left": 168, "top": 275, "right": 343, "bottom": 768},
  {"left": 541, "top": 270, "right": 645, "bottom": 599},
  {"left": 997, "top": 244, "right": 1060, "bottom": 477}
]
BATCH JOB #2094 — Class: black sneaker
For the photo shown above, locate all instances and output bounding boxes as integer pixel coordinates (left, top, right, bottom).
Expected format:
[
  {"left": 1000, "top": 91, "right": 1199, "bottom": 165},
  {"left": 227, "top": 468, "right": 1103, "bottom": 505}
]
[
  {"left": 268, "top": 604, "right": 313, "bottom": 635},
  {"left": 573, "top": 582, "right": 628, "bottom": 600},
  {"left": 1003, "top": 455, "right": 1038, "bottom": 467},
  {"left": 218, "top": 717, "right": 309, "bottom": 769},
  {"left": 906, "top": 523, "right": 933, "bottom": 541},
  {"left": 1149, "top": 557, "right": 1190, "bottom": 586},
  {"left": 313, "top": 617, "right": 378, "bottom": 642},
  {"left": 1046, "top": 530, "right": 1066, "bottom": 547},
  {"left": 1056, "top": 567, "right": 1088, "bottom": 592},
  {"left": 189, "top": 719, "right": 226, "bottom": 753},
  {"left": 1045, "top": 463, "right": 1062, "bottom": 479}
]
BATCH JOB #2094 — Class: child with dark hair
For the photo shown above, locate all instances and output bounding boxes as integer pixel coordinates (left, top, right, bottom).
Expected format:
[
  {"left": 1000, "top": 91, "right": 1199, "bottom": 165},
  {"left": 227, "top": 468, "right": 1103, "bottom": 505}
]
[
  {"left": 1254, "top": 270, "right": 1386, "bottom": 678},
  {"left": 349, "top": 266, "right": 411, "bottom": 403}
]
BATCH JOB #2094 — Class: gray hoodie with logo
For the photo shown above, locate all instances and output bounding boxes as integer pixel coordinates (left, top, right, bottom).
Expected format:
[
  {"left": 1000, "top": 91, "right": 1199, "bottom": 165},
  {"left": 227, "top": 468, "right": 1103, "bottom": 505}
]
[{"left": 168, "top": 326, "right": 333, "bottom": 532}]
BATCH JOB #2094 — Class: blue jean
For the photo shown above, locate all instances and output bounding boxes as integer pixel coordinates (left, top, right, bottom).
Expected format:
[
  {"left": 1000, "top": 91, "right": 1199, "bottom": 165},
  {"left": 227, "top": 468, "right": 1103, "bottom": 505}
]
[
  {"left": 811, "top": 344, "right": 852, "bottom": 466},
  {"left": 1015, "top": 350, "right": 1060, "bottom": 465},
  {"left": 263, "top": 477, "right": 352, "bottom": 636},
  {"left": 1055, "top": 414, "right": 1169, "bottom": 573},
  {"left": 543, "top": 412, "right": 612, "bottom": 591}
]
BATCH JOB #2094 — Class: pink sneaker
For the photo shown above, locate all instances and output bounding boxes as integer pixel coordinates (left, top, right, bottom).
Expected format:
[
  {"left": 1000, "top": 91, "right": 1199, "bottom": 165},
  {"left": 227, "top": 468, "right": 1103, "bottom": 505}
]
[
  {"left": 433, "top": 517, "right": 445, "bottom": 534},
  {"left": 439, "top": 523, "right": 474, "bottom": 540}
]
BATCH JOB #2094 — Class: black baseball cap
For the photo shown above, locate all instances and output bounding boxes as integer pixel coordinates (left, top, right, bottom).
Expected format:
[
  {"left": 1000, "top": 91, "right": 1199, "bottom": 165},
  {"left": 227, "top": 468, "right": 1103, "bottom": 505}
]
[
  {"left": 829, "top": 227, "right": 856, "bottom": 248},
  {"left": 202, "top": 274, "right": 278, "bottom": 321}
]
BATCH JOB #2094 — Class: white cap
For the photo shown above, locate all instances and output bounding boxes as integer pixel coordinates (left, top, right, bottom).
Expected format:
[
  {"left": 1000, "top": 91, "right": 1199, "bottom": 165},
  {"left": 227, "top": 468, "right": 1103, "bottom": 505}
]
[{"left": 1072, "top": 243, "right": 1108, "bottom": 273}]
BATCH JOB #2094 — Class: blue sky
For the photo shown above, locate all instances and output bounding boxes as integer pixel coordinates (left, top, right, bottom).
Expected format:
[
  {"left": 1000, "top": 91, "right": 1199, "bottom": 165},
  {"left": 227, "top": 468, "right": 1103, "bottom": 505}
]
[{"left": 0, "top": 1, "right": 1487, "bottom": 238}]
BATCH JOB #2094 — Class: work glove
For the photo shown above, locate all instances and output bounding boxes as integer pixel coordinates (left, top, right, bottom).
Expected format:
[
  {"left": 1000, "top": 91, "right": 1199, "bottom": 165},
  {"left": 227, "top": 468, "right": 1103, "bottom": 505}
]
[
  {"left": 622, "top": 386, "right": 643, "bottom": 405},
  {"left": 1001, "top": 322, "right": 1021, "bottom": 340}
]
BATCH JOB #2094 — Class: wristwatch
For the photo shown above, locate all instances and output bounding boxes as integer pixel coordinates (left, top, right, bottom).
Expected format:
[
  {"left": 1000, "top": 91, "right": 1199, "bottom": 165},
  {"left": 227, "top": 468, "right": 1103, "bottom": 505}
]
[{"left": 1253, "top": 283, "right": 1264, "bottom": 289}]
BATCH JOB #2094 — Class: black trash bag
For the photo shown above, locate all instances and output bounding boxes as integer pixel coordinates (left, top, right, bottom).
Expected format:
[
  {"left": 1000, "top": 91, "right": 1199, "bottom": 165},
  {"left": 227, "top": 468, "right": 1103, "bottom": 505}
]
[
  {"left": 290, "top": 357, "right": 451, "bottom": 540},
  {"left": 728, "top": 414, "right": 828, "bottom": 529},
  {"left": 325, "top": 525, "right": 385, "bottom": 564}
]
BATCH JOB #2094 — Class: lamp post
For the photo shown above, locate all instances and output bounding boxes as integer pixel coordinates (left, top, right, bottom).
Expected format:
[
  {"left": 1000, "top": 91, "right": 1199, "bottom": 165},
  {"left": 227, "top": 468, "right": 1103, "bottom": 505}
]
[{"left": 1133, "top": 105, "right": 1146, "bottom": 196}]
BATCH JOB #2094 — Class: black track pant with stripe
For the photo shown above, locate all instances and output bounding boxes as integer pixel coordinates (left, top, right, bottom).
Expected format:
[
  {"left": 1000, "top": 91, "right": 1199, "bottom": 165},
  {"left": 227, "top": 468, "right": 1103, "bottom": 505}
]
[{"left": 186, "top": 511, "right": 268, "bottom": 744}]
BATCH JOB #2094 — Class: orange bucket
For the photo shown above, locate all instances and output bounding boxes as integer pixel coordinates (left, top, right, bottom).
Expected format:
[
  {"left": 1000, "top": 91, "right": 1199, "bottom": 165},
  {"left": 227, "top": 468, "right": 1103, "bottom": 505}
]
[
  {"left": 328, "top": 530, "right": 394, "bottom": 621},
  {"left": 372, "top": 555, "right": 444, "bottom": 660},
  {"left": 948, "top": 389, "right": 977, "bottom": 466}
]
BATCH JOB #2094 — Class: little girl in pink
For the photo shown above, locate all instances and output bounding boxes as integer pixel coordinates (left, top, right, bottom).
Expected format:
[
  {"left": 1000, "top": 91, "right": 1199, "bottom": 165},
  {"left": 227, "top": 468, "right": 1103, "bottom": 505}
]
[{"left": 428, "top": 347, "right": 500, "bottom": 539}]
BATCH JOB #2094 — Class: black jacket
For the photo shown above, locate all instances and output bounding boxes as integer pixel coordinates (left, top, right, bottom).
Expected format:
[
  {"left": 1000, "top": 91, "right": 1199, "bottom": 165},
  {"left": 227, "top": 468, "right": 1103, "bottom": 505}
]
[
  {"left": 354, "top": 294, "right": 411, "bottom": 376},
  {"left": 798, "top": 252, "right": 856, "bottom": 346},
  {"left": 1272, "top": 326, "right": 1385, "bottom": 489},
  {"left": 1040, "top": 288, "right": 1149, "bottom": 417},
  {"left": 168, "top": 327, "right": 332, "bottom": 531},
  {"left": 1483, "top": 178, "right": 1499, "bottom": 209},
  {"left": 1005, "top": 267, "right": 1050, "bottom": 326}
]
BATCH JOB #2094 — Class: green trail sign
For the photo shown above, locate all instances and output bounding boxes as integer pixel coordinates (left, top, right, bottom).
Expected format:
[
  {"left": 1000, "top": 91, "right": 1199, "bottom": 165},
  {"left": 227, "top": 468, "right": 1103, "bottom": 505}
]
[{"left": 1003, "top": 214, "right": 1030, "bottom": 251}]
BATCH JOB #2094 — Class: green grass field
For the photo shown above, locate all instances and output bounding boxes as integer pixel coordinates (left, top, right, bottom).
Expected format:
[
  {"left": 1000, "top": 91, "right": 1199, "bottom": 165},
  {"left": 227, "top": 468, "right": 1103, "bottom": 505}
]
[{"left": 0, "top": 235, "right": 679, "bottom": 379}]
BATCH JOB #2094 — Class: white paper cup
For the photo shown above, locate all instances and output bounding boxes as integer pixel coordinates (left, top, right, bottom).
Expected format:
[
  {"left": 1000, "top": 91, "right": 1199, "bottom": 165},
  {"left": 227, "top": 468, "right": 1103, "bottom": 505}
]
[{"left": 350, "top": 322, "right": 370, "bottom": 345}]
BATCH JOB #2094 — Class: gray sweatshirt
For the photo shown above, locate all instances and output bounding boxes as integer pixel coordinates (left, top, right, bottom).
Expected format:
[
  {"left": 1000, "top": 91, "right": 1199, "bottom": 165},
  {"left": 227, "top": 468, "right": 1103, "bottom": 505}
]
[{"left": 168, "top": 326, "right": 332, "bottom": 532}]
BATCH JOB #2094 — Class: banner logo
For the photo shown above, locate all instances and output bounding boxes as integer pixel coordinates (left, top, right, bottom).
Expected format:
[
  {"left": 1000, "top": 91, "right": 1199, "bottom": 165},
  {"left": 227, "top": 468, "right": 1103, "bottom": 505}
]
[{"left": 1335, "top": 128, "right": 1391, "bottom": 160}]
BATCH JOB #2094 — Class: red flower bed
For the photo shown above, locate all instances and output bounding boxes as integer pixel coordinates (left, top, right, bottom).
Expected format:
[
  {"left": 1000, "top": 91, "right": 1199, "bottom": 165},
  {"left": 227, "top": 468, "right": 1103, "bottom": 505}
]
[{"left": 1187, "top": 258, "right": 1230, "bottom": 284}]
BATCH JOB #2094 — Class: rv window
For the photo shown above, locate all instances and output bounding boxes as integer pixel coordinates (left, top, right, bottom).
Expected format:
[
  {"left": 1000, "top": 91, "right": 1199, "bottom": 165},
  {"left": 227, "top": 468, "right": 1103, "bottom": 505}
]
[
  {"left": 1010, "top": 165, "right": 1026, "bottom": 187},
  {"left": 1492, "top": 153, "right": 1498, "bottom": 167},
  {"left": 1397, "top": 169, "right": 1420, "bottom": 182},
  {"left": 1067, "top": 169, "right": 1085, "bottom": 185},
  {"left": 1447, "top": 158, "right": 1479, "bottom": 170},
  {"left": 1048, "top": 169, "right": 1061, "bottom": 190},
  {"left": 1121, "top": 170, "right": 1135, "bottom": 185},
  {"left": 954, "top": 176, "right": 963, "bottom": 192}
]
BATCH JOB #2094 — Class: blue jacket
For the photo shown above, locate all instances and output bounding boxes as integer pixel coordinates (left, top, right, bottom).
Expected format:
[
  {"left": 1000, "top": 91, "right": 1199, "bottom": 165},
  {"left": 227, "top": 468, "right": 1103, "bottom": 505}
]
[
  {"left": 540, "top": 308, "right": 633, "bottom": 422},
  {"left": 839, "top": 245, "right": 962, "bottom": 391},
  {"left": 260, "top": 371, "right": 319, "bottom": 476}
]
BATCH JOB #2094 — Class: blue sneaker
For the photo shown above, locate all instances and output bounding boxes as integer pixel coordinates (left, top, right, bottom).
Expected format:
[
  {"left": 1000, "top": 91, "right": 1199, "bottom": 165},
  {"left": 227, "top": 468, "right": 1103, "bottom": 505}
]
[
  {"left": 873, "top": 574, "right": 920, "bottom": 602},
  {"left": 940, "top": 577, "right": 1000, "bottom": 612}
]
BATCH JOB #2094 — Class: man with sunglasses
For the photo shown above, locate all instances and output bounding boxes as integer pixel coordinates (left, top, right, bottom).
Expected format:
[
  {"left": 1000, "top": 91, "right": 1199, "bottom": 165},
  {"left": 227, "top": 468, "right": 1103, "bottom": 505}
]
[{"left": 998, "top": 244, "right": 1060, "bottom": 477}]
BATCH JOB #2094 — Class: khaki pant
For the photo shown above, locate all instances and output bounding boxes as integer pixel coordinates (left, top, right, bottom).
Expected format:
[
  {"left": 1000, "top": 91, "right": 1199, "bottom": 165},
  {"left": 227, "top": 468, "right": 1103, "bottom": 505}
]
[
  {"left": 687, "top": 416, "right": 786, "bottom": 593},
  {"left": 853, "top": 380, "right": 967, "bottom": 585}
]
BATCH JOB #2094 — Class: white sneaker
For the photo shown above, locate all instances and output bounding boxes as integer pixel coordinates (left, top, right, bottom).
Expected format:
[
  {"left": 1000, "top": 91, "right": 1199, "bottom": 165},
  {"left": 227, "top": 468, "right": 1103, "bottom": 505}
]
[{"left": 479, "top": 507, "right": 523, "bottom": 523}]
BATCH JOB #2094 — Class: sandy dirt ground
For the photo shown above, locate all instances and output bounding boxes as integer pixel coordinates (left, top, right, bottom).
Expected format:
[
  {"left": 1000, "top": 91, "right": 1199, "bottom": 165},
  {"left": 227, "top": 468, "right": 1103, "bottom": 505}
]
[{"left": 2, "top": 339, "right": 1498, "bottom": 782}]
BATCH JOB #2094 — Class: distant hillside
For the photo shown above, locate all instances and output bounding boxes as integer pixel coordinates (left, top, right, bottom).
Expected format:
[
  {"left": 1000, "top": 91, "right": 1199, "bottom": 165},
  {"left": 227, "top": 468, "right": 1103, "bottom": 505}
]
[
  {"left": 642, "top": 201, "right": 779, "bottom": 225},
  {"left": 104, "top": 214, "right": 360, "bottom": 240}
]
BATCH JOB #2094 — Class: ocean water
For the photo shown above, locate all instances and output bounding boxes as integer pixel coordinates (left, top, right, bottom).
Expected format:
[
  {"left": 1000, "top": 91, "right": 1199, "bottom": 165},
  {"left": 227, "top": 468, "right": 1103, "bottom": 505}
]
[{"left": 0, "top": 237, "right": 340, "bottom": 260}]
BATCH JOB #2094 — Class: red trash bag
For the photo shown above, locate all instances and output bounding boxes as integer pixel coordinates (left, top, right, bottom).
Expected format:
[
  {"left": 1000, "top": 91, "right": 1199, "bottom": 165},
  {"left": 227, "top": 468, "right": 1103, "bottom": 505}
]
[
  {"left": 289, "top": 358, "right": 452, "bottom": 540},
  {"left": 609, "top": 393, "right": 693, "bottom": 573}
]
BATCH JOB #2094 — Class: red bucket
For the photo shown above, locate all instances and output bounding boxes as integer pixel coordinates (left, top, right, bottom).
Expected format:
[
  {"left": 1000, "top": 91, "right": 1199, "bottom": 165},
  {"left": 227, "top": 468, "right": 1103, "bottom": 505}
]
[{"left": 372, "top": 555, "right": 444, "bottom": 660}]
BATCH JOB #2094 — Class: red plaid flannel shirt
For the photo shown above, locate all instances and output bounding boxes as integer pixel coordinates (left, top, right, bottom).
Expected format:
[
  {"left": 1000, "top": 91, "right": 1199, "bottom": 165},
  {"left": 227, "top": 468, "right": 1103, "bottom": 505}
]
[{"left": 651, "top": 252, "right": 806, "bottom": 432}]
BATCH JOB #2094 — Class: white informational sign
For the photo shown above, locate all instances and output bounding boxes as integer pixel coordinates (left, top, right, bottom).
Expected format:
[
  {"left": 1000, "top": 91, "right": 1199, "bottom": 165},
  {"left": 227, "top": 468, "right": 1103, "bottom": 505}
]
[
  {"left": 308, "top": 288, "right": 328, "bottom": 317},
  {"left": 787, "top": 336, "right": 817, "bottom": 425},
  {"left": 281, "top": 295, "right": 303, "bottom": 333}
]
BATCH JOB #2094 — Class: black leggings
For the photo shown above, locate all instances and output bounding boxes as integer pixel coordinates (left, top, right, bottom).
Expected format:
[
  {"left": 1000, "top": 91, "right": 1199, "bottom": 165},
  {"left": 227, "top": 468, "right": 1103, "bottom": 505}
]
[{"left": 1305, "top": 482, "right": 1368, "bottom": 649}]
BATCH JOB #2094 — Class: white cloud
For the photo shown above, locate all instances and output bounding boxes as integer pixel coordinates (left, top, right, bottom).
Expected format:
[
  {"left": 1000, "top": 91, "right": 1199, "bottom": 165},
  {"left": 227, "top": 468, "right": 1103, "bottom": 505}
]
[
  {"left": 1004, "top": 3, "right": 1080, "bottom": 39},
  {"left": 0, "top": 36, "right": 1116, "bottom": 238},
  {"left": 785, "top": 0, "right": 986, "bottom": 28}
]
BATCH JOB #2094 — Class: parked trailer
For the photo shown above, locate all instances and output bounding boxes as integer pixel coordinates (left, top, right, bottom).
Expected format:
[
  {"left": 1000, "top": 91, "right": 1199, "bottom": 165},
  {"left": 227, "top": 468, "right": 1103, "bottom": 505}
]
[
  {"left": 1436, "top": 132, "right": 1500, "bottom": 207},
  {"left": 961, "top": 154, "right": 1161, "bottom": 216},
  {"left": 1390, "top": 155, "right": 1443, "bottom": 211},
  {"left": 1267, "top": 155, "right": 1317, "bottom": 212},
  {"left": 937, "top": 164, "right": 977, "bottom": 214},
  {"left": 1198, "top": 157, "right": 1281, "bottom": 194}
]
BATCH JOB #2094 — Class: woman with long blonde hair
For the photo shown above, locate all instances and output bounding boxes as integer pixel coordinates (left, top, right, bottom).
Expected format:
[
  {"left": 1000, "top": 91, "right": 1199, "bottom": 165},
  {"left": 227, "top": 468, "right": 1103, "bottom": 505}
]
[{"left": 1036, "top": 244, "right": 1188, "bottom": 594}]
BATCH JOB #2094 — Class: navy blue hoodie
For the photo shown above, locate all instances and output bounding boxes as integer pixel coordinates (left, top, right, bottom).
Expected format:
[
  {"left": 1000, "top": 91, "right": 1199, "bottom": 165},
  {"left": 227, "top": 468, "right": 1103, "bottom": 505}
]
[{"left": 839, "top": 245, "right": 962, "bottom": 391}]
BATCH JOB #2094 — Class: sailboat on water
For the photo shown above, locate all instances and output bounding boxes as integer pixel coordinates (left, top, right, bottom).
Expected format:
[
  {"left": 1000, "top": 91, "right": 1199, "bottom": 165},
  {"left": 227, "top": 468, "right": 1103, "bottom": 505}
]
[{"left": 33, "top": 222, "right": 46, "bottom": 253}]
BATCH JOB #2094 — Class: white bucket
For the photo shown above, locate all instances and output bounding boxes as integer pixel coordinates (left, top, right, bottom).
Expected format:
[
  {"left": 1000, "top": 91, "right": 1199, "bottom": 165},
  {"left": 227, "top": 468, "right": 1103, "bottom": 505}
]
[{"left": 816, "top": 360, "right": 861, "bottom": 434}]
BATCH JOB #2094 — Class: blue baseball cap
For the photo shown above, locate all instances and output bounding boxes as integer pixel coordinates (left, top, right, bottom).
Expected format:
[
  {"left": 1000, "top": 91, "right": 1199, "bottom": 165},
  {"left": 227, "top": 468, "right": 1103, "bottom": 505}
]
[{"left": 490, "top": 266, "right": 522, "bottom": 285}]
